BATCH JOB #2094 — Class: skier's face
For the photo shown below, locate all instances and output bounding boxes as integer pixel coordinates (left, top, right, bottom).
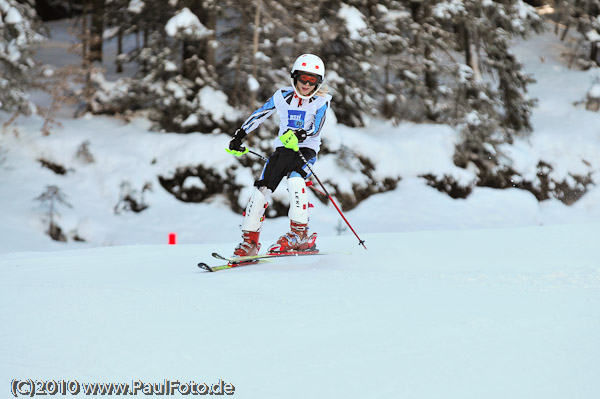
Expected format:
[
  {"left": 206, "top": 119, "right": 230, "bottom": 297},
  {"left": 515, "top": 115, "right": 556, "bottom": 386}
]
[
  {"left": 296, "top": 80, "right": 314, "bottom": 96},
  {"left": 295, "top": 72, "right": 319, "bottom": 96}
]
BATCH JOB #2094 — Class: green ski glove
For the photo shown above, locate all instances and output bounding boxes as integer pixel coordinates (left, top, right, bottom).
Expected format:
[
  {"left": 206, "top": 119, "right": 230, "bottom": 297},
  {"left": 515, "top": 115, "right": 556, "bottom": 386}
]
[
  {"left": 225, "top": 147, "right": 249, "bottom": 156},
  {"left": 226, "top": 128, "right": 249, "bottom": 156},
  {"left": 280, "top": 129, "right": 299, "bottom": 152}
]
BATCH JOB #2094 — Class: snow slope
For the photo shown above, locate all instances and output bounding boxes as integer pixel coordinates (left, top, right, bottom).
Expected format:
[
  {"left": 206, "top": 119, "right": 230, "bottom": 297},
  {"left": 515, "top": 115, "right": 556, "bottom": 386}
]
[{"left": 1, "top": 224, "right": 599, "bottom": 399}]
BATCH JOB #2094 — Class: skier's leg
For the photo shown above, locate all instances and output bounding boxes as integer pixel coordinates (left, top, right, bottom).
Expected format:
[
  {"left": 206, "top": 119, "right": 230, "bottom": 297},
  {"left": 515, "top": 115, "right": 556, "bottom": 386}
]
[
  {"left": 268, "top": 174, "right": 317, "bottom": 253},
  {"left": 234, "top": 186, "right": 271, "bottom": 256},
  {"left": 287, "top": 176, "right": 309, "bottom": 224},
  {"left": 241, "top": 186, "right": 271, "bottom": 232}
]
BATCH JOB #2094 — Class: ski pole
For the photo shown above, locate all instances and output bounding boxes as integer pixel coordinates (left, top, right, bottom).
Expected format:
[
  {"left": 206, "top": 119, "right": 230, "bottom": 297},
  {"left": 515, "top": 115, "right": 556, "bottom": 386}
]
[
  {"left": 246, "top": 145, "right": 367, "bottom": 250},
  {"left": 296, "top": 150, "right": 367, "bottom": 250},
  {"left": 248, "top": 150, "right": 267, "bottom": 161}
]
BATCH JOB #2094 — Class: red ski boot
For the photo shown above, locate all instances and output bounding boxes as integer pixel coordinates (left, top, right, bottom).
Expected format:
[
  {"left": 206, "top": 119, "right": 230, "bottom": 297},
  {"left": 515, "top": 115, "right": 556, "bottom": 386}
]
[
  {"left": 268, "top": 221, "right": 317, "bottom": 253},
  {"left": 233, "top": 231, "right": 261, "bottom": 257}
]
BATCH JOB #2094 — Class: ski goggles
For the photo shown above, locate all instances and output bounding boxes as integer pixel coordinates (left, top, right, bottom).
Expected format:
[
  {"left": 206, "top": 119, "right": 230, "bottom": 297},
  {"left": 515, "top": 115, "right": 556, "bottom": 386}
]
[{"left": 296, "top": 73, "right": 320, "bottom": 86}]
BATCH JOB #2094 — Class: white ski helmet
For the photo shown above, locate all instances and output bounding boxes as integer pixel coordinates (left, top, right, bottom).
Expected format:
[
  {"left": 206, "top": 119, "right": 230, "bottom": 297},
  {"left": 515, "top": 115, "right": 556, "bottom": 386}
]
[{"left": 290, "top": 54, "right": 325, "bottom": 99}]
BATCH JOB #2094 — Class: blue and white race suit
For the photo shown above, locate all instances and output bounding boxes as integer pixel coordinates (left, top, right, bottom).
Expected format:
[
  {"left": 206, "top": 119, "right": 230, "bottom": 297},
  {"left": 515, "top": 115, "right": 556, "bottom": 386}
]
[{"left": 241, "top": 86, "right": 332, "bottom": 154}]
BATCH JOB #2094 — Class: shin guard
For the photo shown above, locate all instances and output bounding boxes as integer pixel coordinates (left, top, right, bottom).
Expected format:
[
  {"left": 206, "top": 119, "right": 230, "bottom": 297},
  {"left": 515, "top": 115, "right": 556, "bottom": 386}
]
[
  {"left": 241, "top": 187, "right": 270, "bottom": 232},
  {"left": 287, "top": 176, "right": 309, "bottom": 224}
]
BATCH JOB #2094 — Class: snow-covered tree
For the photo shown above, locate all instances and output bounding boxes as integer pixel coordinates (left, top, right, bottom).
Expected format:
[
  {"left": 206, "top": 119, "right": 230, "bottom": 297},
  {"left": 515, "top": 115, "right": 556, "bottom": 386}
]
[
  {"left": 452, "top": 64, "right": 504, "bottom": 172},
  {"left": 182, "top": 0, "right": 218, "bottom": 72},
  {"left": 103, "top": 0, "right": 135, "bottom": 73},
  {"left": 552, "top": 0, "right": 600, "bottom": 67},
  {"left": 432, "top": 0, "right": 543, "bottom": 174},
  {"left": 478, "top": 1, "right": 543, "bottom": 131},
  {"left": 364, "top": 1, "right": 412, "bottom": 122},
  {"left": 0, "top": 0, "right": 44, "bottom": 115},
  {"left": 151, "top": 6, "right": 221, "bottom": 132},
  {"left": 164, "top": 7, "right": 214, "bottom": 79},
  {"left": 34, "top": 185, "right": 72, "bottom": 242},
  {"left": 322, "top": 1, "right": 381, "bottom": 127},
  {"left": 91, "top": 3, "right": 230, "bottom": 133},
  {"left": 217, "top": 0, "right": 297, "bottom": 111},
  {"left": 381, "top": 0, "right": 455, "bottom": 123}
]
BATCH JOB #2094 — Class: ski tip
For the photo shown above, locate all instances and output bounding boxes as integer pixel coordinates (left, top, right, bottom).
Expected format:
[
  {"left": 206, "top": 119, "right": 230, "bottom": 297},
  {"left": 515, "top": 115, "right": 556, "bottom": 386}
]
[
  {"left": 212, "top": 252, "right": 229, "bottom": 261},
  {"left": 197, "top": 262, "right": 214, "bottom": 272}
]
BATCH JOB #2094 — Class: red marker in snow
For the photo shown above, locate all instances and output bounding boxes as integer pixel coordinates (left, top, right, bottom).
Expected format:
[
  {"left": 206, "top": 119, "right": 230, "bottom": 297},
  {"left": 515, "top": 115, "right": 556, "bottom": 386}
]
[{"left": 168, "top": 233, "right": 177, "bottom": 245}]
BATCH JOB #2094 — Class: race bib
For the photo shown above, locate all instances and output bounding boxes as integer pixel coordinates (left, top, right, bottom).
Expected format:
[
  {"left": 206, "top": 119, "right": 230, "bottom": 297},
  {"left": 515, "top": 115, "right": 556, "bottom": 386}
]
[{"left": 287, "top": 110, "right": 306, "bottom": 129}]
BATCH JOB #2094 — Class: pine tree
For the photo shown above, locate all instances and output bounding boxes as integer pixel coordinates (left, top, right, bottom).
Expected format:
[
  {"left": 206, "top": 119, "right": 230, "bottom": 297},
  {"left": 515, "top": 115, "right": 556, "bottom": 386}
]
[
  {"left": 0, "top": 0, "right": 44, "bottom": 116},
  {"left": 157, "top": 5, "right": 220, "bottom": 132},
  {"left": 183, "top": 0, "right": 218, "bottom": 71},
  {"left": 320, "top": 0, "right": 380, "bottom": 127},
  {"left": 104, "top": 0, "right": 134, "bottom": 73},
  {"left": 89, "top": 0, "right": 105, "bottom": 62},
  {"left": 34, "top": 185, "right": 72, "bottom": 242},
  {"left": 433, "top": 0, "right": 543, "bottom": 171},
  {"left": 364, "top": 1, "right": 412, "bottom": 122},
  {"left": 452, "top": 64, "right": 504, "bottom": 172},
  {"left": 378, "top": 0, "right": 454, "bottom": 123},
  {"left": 552, "top": 0, "right": 600, "bottom": 67},
  {"left": 89, "top": 1, "right": 226, "bottom": 133},
  {"left": 478, "top": 1, "right": 543, "bottom": 132},
  {"left": 218, "top": 0, "right": 291, "bottom": 111}
]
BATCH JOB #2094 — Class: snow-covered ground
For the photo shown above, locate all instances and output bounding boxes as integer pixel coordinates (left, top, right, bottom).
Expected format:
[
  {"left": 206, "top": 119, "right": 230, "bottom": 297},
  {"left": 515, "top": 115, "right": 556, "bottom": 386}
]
[
  {"left": 1, "top": 224, "right": 599, "bottom": 398},
  {"left": 1, "top": 20, "right": 599, "bottom": 398}
]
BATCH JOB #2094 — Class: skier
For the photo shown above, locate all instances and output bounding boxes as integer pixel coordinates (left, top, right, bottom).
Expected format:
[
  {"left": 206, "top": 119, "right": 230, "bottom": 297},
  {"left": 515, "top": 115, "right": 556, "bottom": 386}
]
[{"left": 226, "top": 54, "right": 332, "bottom": 257}]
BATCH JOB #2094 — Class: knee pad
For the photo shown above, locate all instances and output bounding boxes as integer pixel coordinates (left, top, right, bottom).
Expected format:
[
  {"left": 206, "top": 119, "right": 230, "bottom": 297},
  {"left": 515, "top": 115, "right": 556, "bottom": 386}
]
[
  {"left": 287, "top": 177, "right": 309, "bottom": 224},
  {"left": 241, "top": 187, "right": 271, "bottom": 231}
]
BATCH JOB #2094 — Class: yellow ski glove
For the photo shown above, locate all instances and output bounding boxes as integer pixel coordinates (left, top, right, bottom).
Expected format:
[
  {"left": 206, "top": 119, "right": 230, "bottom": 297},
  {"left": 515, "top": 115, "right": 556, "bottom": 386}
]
[{"left": 280, "top": 129, "right": 299, "bottom": 152}]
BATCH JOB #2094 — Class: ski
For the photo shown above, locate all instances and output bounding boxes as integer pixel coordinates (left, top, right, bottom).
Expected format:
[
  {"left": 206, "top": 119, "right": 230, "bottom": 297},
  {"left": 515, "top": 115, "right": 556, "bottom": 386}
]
[
  {"left": 198, "top": 250, "right": 350, "bottom": 272},
  {"left": 211, "top": 249, "right": 323, "bottom": 264},
  {"left": 198, "top": 259, "right": 271, "bottom": 272}
]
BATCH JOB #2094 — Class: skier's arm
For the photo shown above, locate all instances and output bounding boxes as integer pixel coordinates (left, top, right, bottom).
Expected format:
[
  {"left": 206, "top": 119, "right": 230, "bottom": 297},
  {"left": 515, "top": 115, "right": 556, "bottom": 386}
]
[
  {"left": 240, "top": 95, "right": 277, "bottom": 133},
  {"left": 303, "top": 101, "right": 329, "bottom": 138},
  {"left": 227, "top": 94, "right": 277, "bottom": 156}
]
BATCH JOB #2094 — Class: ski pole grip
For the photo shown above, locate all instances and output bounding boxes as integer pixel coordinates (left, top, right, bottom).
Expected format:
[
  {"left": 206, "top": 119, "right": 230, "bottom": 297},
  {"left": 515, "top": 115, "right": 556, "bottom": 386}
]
[{"left": 280, "top": 130, "right": 299, "bottom": 152}]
